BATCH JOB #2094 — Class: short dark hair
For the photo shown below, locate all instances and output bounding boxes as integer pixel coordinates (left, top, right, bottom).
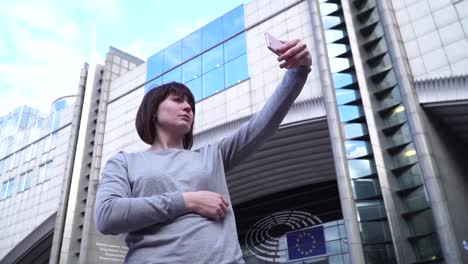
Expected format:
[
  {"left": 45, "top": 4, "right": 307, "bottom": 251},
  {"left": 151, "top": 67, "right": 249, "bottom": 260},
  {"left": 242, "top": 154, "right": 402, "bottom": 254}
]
[{"left": 135, "top": 82, "right": 196, "bottom": 149}]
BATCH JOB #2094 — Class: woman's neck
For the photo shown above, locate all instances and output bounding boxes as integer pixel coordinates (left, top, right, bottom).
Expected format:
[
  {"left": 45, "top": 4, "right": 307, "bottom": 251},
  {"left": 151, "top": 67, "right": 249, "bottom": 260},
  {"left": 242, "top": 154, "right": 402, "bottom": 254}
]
[{"left": 151, "top": 127, "right": 184, "bottom": 151}]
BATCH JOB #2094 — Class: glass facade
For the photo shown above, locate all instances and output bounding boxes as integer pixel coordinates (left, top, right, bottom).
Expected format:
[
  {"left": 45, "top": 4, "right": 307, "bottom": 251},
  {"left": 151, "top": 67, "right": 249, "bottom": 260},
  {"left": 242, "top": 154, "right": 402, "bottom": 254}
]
[
  {"left": 0, "top": 99, "right": 72, "bottom": 202},
  {"left": 145, "top": 5, "right": 248, "bottom": 101},
  {"left": 320, "top": 0, "right": 443, "bottom": 262},
  {"left": 319, "top": 1, "right": 397, "bottom": 263}
]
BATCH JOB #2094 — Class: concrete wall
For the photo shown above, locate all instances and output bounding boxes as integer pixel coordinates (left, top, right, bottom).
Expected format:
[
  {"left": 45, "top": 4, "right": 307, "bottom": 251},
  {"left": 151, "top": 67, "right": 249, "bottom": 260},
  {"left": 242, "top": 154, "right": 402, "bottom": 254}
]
[
  {"left": 421, "top": 109, "right": 468, "bottom": 262},
  {"left": 391, "top": 0, "right": 468, "bottom": 80}
]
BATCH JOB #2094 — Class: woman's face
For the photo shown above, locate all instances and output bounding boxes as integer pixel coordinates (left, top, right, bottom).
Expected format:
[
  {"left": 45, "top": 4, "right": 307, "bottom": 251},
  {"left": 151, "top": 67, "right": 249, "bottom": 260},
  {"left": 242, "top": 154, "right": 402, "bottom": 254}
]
[{"left": 155, "top": 93, "right": 194, "bottom": 135}]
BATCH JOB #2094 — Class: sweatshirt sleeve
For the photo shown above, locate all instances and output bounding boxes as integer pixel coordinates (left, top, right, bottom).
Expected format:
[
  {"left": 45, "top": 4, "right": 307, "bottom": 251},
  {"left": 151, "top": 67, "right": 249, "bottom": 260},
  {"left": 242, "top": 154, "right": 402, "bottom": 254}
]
[
  {"left": 94, "top": 152, "right": 186, "bottom": 235},
  {"left": 219, "top": 66, "right": 310, "bottom": 172}
]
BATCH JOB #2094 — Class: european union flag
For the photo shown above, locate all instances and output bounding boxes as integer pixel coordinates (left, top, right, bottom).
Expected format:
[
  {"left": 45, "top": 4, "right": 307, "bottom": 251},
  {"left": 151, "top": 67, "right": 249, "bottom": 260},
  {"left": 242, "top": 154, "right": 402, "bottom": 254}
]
[{"left": 286, "top": 225, "right": 326, "bottom": 260}]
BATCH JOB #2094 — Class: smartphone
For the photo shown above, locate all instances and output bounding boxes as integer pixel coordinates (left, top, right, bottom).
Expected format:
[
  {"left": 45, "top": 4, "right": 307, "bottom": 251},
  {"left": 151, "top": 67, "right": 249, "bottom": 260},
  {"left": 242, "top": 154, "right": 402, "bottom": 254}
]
[{"left": 264, "top": 32, "right": 283, "bottom": 55}]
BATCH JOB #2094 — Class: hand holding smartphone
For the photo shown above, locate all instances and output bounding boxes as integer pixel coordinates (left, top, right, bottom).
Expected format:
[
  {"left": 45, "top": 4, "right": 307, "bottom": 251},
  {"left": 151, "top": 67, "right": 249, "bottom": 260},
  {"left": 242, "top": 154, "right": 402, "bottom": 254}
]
[{"left": 264, "top": 32, "right": 283, "bottom": 55}]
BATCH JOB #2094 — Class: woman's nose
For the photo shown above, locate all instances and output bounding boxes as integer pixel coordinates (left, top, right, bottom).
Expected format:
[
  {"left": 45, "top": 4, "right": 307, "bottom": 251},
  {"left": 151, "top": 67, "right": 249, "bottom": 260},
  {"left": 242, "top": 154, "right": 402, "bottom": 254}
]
[{"left": 182, "top": 101, "right": 192, "bottom": 113}]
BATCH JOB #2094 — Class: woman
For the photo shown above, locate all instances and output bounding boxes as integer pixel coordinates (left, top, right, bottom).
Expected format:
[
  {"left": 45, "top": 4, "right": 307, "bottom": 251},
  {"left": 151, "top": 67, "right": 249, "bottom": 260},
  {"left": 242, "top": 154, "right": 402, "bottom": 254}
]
[{"left": 94, "top": 38, "right": 312, "bottom": 263}]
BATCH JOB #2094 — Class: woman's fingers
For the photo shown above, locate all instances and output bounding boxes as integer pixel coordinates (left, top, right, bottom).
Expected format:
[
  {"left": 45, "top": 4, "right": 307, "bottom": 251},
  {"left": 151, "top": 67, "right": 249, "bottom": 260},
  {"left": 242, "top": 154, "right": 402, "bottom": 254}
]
[
  {"left": 277, "top": 40, "right": 306, "bottom": 62},
  {"left": 277, "top": 39, "right": 312, "bottom": 68},
  {"left": 276, "top": 39, "right": 300, "bottom": 54}
]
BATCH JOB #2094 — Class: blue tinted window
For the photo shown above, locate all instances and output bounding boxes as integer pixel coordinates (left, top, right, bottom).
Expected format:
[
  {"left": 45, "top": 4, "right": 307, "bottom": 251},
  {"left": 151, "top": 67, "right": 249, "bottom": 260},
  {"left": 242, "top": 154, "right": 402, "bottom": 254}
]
[
  {"left": 327, "top": 43, "right": 349, "bottom": 58},
  {"left": 203, "top": 66, "right": 224, "bottom": 97},
  {"left": 202, "top": 45, "right": 223, "bottom": 74},
  {"left": 322, "top": 16, "right": 342, "bottom": 29},
  {"left": 182, "top": 56, "right": 202, "bottom": 83},
  {"left": 53, "top": 111, "right": 61, "bottom": 130},
  {"left": 345, "top": 140, "right": 371, "bottom": 159},
  {"left": 330, "top": 58, "right": 353, "bottom": 73},
  {"left": 353, "top": 179, "right": 382, "bottom": 201},
  {"left": 332, "top": 73, "right": 356, "bottom": 88},
  {"left": 222, "top": 5, "right": 245, "bottom": 38},
  {"left": 336, "top": 88, "right": 359, "bottom": 105},
  {"left": 225, "top": 54, "right": 248, "bottom": 87},
  {"left": 185, "top": 77, "right": 202, "bottom": 102},
  {"left": 224, "top": 32, "right": 246, "bottom": 62},
  {"left": 182, "top": 30, "right": 202, "bottom": 61},
  {"left": 320, "top": 3, "right": 339, "bottom": 16},
  {"left": 324, "top": 30, "right": 346, "bottom": 43},
  {"left": 145, "top": 77, "right": 162, "bottom": 93},
  {"left": 202, "top": 17, "right": 223, "bottom": 50},
  {"left": 348, "top": 159, "right": 376, "bottom": 178},
  {"left": 343, "top": 123, "right": 368, "bottom": 139},
  {"left": 147, "top": 52, "right": 163, "bottom": 78},
  {"left": 162, "top": 66, "right": 181, "bottom": 83},
  {"left": 163, "top": 40, "right": 182, "bottom": 71},
  {"left": 338, "top": 105, "right": 363, "bottom": 122}
]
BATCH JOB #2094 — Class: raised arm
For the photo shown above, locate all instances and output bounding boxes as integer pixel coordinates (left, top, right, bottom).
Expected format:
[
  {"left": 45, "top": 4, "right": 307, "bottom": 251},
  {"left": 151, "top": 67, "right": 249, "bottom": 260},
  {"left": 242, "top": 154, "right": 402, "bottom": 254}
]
[
  {"left": 219, "top": 39, "right": 312, "bottom": 171},
  {"left": 94, "top": 152, "right": 186, "bottom": 235}
]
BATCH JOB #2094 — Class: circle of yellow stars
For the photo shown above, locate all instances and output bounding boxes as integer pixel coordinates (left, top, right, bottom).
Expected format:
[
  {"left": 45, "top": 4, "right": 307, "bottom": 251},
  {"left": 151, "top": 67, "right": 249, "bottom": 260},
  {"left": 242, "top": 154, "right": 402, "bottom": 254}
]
[{"left": 295, "top": 231, "right": 317, "bottom": 256}]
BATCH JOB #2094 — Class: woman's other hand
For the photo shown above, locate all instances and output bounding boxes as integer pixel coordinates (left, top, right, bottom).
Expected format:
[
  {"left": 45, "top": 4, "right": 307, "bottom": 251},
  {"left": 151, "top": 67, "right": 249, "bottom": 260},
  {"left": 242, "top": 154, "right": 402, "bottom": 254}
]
[
  {"left": 276, "top": 39, "right": 312, "bottom": 69},
  {"left": 183, "top": 191, "right": 230, "bottom": 221}
]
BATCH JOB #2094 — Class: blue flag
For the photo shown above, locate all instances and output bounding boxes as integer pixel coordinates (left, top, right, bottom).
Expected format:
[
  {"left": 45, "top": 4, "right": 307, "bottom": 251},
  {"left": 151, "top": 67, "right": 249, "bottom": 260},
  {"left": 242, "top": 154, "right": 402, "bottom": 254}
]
[{"left": 286, "top": 225, "right": 326, "bottom": 260}]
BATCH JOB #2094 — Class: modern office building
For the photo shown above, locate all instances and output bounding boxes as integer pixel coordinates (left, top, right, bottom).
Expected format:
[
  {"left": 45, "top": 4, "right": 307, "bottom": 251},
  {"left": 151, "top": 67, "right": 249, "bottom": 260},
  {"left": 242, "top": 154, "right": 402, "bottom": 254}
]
[
  {"left": 3, "top": 0, "right": 467, "bottom": 263},
  {"left": 0, "top": 90, "right": 82, "bottom": 262}
]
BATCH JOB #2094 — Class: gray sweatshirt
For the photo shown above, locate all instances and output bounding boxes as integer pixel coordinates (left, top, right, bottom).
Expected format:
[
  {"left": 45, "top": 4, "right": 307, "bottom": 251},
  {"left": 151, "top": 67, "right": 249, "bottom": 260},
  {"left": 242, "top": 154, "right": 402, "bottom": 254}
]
[{"left": 94, "top": 66, "right": 310, "bottom": 263}]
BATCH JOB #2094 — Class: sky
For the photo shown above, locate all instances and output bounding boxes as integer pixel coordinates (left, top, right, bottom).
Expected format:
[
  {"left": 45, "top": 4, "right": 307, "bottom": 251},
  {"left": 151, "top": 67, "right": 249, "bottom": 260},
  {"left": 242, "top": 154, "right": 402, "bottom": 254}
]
[{"left": 0, "top": 0, "right": 249, "bottom": 116}]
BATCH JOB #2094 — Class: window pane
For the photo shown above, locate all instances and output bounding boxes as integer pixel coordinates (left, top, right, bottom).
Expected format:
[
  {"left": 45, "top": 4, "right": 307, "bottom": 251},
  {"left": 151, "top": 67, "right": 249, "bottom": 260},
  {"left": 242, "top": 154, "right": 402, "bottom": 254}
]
[
  {"left": 397, "top": 165, "right": 423, "bottom": 190},
  {"left": 348, "top": 159, "right": 376, "bottom": 178},
  {"left": 325, "top": 226, "right": 340, "bottom": 241},
  {"left": 363, "top": 244, "right": 396, "bottom": 264},
  {"left": 222, "top": 5, "right": 244, "bottom": 38},
  {"left": 147, "top": 52, "right": 163, "bottom": 79},
  {"left": 385, "top": 122, "right": 412, "bottom": 149},
  {"left": 39, "top": 165, "right": 45, "bottom": 183},
  {"left": 332, "top": 73, "right": 356, "bottom": 89},
  {"left": 163, "top": 40, "right": 182, "bottom": 71},
  {"left": 1, "top": 182, "right": 7, "bottom": 199},
  {"left": 360, "top": 221, "right": 392, "bottom": 243},
  {"left": 356, "top": 200, "right": 386, "bottom": 221},
  {"left": 202, "top": 45, "right": 223, "bottom": 74},
  {"left": 327, "top": 43, "right": 349, "bottom": 58},
  {"left": 162, "top": 66, "right": 181, "bottom": 83},
  {"left": 330, "top": 58, "right": 353, "bottom": 73},
  {"left": 322, "top": 15, "right": 342, "bottom": 29},
  {"left": 224, "top": 32, "right": 246, "bottom": 62},
  {"left": 182, "top": 30, "right": 202, "bottom": 61},
  {"left": 25, "top": 171, "right": 32, "bottom": 190},
  {"left": 320, "top": 3, "right": 339, "bottom": 16},
  {"left": 185, "top": 77, "right": 202, "bottom": 102},
  {"left": 338, "top": 105, "right": 363, "bottom": 122},
  {"left": 345, "top": 140, "right": 371, "bottom": 159},
  {"left": 326, "top": 239, "right": 342, "bottom": 255},
  {"left": 353, "top": 178, "right": 382, "bottom": 200},
  {"left": 343, "top": 123, "right": 368, "bottom": 139},
  {"left": 17, "top": 174, "right": 25, "bottom": 192},
  {"left": 324, "top": 30, "right": 346, "bottom": 43},
  {"left": 403, "top": 186, "right": 430, "bottom": 212},
  {"left": 202, "top": 17, "right": 223, "bottom": 50},
  {"left": 225, "top": 54, "right": 248, "bottom": 87},
  {"left": 202, "top": 66, "right": 225, "bottom": 98},
  {"left": 145, "top": 77, "right": 162, "bottom": 93},
  {"left": 336, "top": 88, "right": 359, "bottom": 105},
  {"left": 6, "top": 179, "right": 14, "bottom": 198},
  {"left": 182, "top": 56, "right": 202, "bottom": 83},
  {"left": 407, "top": 209, "right": 435, "bottom": 235},
  {"left": 392, "top": 143, "right": 418, "bottom": 168},
  {"left": 411, "top": 234, "right": 441, "bottom": 261}
]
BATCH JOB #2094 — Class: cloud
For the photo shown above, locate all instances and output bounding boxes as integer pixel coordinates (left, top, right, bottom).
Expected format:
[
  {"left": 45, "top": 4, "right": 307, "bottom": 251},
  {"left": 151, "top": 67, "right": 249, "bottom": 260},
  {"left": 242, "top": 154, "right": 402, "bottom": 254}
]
[
  {"left": 0, "top": 0, "right": 89, "bottom": 116},
  {"left": 121, "top": 39, "right": 164, "bottom": 60}
]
